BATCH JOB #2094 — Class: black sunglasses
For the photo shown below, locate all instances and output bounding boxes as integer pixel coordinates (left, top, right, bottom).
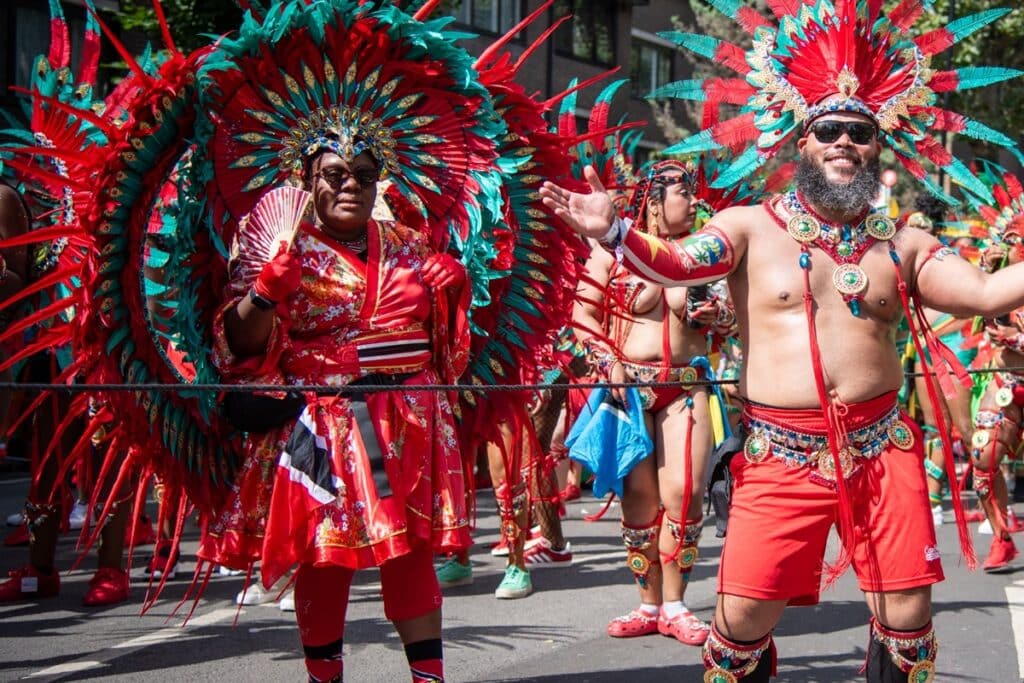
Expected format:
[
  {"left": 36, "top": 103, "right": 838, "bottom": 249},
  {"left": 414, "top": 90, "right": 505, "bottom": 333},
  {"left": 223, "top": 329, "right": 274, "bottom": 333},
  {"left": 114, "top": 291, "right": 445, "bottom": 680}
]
[
  {"left": 316, "top": 167, "right": 379, "bottom": 190},
  {"left": 808, "top": 120, "right": 878, "bottom": 145}
]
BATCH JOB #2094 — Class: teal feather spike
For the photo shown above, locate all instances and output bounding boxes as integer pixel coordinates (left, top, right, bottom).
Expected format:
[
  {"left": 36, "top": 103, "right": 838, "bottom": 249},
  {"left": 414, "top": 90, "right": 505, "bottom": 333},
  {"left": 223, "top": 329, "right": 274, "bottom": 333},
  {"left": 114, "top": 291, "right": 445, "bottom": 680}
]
[
  {"left": 944, "top": 8, "right": 1012, "bottom": 46},
  {"left": 662, "top": 128, "right": 722, "bottom": 156},
  {"left": 646, "top": 79, "right": 707, "bottom": 102},
  {"left": 705, "top": 0, "right": 744, "bottom": 19},
  {"left": 656, "top": 31, "right": 721, "bottom": 60},
  {"left": 961, "top": 120, "right": 1024, "bottom": 165},
  {"left": 710, "top": 147, "right": 767, "bottom": 189},
  {"left": 951, "top": 67, "right": 1024, "bottom": 91},
  {"left": 942, "top": 155, "right": 990, "bottom": 200}
]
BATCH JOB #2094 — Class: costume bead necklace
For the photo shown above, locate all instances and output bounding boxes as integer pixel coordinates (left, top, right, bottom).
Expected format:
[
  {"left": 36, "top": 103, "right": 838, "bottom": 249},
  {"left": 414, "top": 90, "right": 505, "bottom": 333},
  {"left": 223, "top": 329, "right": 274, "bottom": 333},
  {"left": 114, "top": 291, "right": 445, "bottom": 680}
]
[{"left": 770, "top": 191, "right": 897, "bottom": 316}]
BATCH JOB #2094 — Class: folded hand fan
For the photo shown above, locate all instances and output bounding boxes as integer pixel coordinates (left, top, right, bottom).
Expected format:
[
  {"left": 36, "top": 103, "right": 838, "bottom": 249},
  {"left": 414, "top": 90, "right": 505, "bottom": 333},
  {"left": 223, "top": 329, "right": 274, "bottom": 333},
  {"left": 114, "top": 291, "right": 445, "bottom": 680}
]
[{"left": 230, "top": 185, "right": 312, "bottom": 285}]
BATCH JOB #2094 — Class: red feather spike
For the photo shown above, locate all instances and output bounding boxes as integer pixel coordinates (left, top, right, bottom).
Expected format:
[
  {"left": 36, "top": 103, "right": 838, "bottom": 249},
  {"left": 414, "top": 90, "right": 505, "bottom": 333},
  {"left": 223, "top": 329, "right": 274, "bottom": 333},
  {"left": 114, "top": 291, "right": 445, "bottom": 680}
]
[
  {"left": 992, "top": 184, "right": 1011, "bottom": 209},
  {"left": 83, "top": 4, "right": 153, "bottom": 86},
  {"left": 514, "top": 13, "right": 572, "bottom": 74},
  {"left": 544, "top": 69, "right": 620, "bottom": 110},
  {"left": 710, "top": 111, "right": 760, "bottom": 149},
  {"left": 9, "top": 86, "right": 117, "bottom": 136},
  {"left": 766, "top": 0, "right": 805, "bottom": 20},
  {"left": 412, "top": 0, "right": 442, "bottom": 21},
  {"left": 151, "top": 0, "right": 178, "bottom": 55},
  {"left": 889, "top": 0, "right": 925, "bottom": 33},
  {"left": 714, "top": 42, "right": 752, "bottom": 75},
  {"left": 978, "top": 206, "right": 1001, "bottom": 227},
  {"left": 894, "top": 151, "right": 927, "bottom": 180},
  {"left": 918, "top": 136, "right": 953, "bottom": 166},
  {"left": 1003, "top": 172, "right": 1024, "bottom": 201},
  {"left": 476, "top": 0, "right": 553, "bottom": 70},
  {"left": 735, "top": 7, "right": 772, "bottom": 34},
  {"left": 865, "top": 0, "right": 884, "bottom": 25},
  {"left": 77, "top": 22, "right": 101, "bottom": 85},
  {"left": 915, "top": 28, "right": 953, "bottom": 57},
  {"left": 929, "top": 71, "right": 960, "bottom": 93},
  {"left": 48, "top": 8, "right": 71, "bottom": 69},
  {"left": 568, "top": 121, "right": 645, "bottom": 149},
  {"left": 925, "top": 107, "right": 966, "bottom": 133}
]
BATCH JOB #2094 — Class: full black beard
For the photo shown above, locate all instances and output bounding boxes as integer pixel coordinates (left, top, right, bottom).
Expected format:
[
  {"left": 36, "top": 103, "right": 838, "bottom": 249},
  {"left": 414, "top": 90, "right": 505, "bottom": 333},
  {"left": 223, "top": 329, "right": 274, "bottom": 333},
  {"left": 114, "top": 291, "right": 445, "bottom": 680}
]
[{"left": 795, "top": 155, "right": 881, "bottom": 217}]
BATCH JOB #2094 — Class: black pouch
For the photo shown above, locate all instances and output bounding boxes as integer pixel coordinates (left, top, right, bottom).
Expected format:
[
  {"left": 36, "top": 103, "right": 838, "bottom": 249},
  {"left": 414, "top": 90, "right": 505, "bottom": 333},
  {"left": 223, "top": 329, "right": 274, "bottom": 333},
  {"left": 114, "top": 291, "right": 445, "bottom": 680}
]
[
  {"left": 222, "top": 390, "right": 306, "bottom": 433},
  {"left": 706, "top": 427, "right": 746, "bottom": 538}
]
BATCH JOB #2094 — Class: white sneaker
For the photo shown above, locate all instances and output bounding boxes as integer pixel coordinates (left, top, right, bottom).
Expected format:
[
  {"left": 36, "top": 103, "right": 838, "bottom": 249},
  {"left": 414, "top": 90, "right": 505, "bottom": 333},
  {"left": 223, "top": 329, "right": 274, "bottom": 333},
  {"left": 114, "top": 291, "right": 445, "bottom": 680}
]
[
  {"left": 278, "top": 591, "right": 295, "bottom": 612},
  {"left": 68, "top": 501, "right": 89, "bottom": 531},
  {"left": 236, "top": 583, "right": 275, "bottom": 605},
  {"left": 5, "top": 511, "right": 24, "bottom": 527},
  {"left": 979, "top": 518, "right": 993, "bottom": 535},
  {"left": 217, "top": 565, "right": 244, "bottom": 577},
  {"left": 931, "top": 505, "right": 944, "bottom": 527}
]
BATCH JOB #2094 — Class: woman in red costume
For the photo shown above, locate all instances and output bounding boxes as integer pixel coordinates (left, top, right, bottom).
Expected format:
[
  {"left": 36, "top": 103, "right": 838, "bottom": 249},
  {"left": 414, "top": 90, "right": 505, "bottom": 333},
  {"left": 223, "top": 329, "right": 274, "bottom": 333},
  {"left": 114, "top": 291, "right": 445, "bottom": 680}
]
[{"left": 211, "top": 140, "right": 471, "bottom": 683}]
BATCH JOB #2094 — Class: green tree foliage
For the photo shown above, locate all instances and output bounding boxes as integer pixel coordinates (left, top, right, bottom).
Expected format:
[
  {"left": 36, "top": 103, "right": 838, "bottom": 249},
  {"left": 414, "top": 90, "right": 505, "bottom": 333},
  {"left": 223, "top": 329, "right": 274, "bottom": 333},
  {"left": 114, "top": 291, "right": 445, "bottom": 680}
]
[{"left": 116, "top": 0, "right": 243, "bottom": 52}]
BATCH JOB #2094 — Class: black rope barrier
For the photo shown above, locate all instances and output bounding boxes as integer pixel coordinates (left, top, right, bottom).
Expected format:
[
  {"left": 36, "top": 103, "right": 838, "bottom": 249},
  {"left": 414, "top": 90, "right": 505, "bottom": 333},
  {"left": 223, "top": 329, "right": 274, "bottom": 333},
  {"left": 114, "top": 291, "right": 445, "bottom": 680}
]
[{"left": 0, "top": 364, "right": 1021, "bottom": 395}]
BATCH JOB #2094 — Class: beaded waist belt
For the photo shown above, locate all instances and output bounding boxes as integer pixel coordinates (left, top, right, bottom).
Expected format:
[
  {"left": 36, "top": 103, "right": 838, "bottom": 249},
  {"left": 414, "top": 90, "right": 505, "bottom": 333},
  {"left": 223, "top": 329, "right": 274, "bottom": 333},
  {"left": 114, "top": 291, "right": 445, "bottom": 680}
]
[
  {"left": 742, "top": 404, "right": 916, "bottom": 483},
  {"left": 619, "top": 358, "right": 703, "bottom": 384}
]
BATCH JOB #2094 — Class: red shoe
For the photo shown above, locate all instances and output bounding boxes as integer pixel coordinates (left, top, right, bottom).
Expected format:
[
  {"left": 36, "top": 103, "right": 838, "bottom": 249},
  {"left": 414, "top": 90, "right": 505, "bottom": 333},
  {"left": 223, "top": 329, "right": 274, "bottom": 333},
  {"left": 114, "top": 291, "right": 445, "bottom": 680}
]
[
  {"left": 83, "top": 567, "right": 129, "bottom": 606},
  {"left": 523, "top": 539, "right": 573, "bottom": 569},
  {"left": 3, "top": 523, "right": 29, "bottom": 547},
  {"left": 0, "top": 565, "right": 60, "bottom": 602},
  {"left": 145, "top": 539, "right": 179, "bottom": 580},
  {"left": 559, "top": 484, "right": 581, "bottom": 502},
  {"left": 607, "top": 608, "right": 660, "bottom": 638},
  {"left": 658, "top": 608, "right": 710, "bottom": 646},
  {"left": 490, "top": 526, "right": 542, "bottom": 557},
  {"left": 983, "top": 536, "right": 1019, "bottom": 573},
  {"left": 126, "top": 515, "right": 157, "bottom": 546}
]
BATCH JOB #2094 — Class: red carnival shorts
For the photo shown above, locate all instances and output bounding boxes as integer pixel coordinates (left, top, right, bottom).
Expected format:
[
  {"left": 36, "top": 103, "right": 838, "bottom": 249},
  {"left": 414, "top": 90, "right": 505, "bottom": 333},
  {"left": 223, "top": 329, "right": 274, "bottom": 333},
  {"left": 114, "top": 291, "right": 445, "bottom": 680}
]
[{"left": 719, "top": 394, "right": 944, "bottom": 605}]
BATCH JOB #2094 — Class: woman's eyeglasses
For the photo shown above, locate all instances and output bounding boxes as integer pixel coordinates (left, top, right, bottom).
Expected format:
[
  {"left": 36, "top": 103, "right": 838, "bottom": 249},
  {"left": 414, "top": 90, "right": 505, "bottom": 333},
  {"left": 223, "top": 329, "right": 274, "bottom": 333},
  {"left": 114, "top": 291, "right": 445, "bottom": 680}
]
[
  {"left": 315, "top": 167, "right": 380, "bottom": 189},
  {"left": 808, "top": 120, "right": 878, "bottom": 145}
]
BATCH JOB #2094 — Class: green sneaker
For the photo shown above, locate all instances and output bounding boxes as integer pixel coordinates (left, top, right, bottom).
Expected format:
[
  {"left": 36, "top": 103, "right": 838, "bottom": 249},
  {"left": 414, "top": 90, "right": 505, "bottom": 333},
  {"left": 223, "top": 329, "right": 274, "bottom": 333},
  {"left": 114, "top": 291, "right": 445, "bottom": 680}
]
[
  {"left": 436, "top": 558, "right": 473, "bottom": 587},
  {"left": 494, "top": 565, "right": 532, "bottom": 599}
]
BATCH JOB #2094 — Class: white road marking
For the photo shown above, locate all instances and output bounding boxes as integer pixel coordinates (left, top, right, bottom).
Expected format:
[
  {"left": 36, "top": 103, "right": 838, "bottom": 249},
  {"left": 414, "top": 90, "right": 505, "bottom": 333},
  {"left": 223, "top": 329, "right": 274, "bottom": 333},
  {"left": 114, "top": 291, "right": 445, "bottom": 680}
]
[
  {"left": 25, "top": 607, "right": 238, "bottom": 680},
  {"left": 1008, "top": 577, "right": 1024, "bottom": 679}
]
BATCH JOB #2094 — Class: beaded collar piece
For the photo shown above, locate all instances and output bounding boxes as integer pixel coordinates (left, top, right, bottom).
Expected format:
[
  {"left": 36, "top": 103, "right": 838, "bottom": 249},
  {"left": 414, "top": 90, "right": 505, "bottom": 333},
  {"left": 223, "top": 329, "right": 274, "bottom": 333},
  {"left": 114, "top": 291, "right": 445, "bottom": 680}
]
[{"left": 768, "top": 191, "right": 899, "bottom": 316}]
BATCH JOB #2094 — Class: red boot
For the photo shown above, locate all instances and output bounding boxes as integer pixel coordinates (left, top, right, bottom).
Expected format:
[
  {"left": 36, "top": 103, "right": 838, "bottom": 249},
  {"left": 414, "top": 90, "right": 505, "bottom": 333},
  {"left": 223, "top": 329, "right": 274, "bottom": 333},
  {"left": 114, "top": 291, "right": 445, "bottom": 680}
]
[
  {"left": 0, "top": 565, "right": 60, "bottom": 602},
  {"left": 83, "top": 567, "right": 129, "bottom": 606},
  {"left": 982, "top": 536, "right": 1019, "bottom": 573}
]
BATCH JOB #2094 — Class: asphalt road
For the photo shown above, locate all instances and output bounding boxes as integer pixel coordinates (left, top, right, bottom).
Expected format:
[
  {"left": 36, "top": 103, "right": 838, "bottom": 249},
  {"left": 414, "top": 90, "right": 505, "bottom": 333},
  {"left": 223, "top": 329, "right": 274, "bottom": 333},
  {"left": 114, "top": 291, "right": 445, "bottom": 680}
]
[{"left": 0, "top": 473, "right": 1022, "bottom": 682}]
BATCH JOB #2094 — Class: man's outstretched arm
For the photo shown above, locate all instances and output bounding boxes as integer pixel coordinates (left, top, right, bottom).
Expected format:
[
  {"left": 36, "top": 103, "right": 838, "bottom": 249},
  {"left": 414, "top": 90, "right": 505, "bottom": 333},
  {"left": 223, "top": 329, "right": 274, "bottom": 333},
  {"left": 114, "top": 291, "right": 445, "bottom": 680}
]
[{"left": 540, "top": 166, "right": 742, "bottom": 287}]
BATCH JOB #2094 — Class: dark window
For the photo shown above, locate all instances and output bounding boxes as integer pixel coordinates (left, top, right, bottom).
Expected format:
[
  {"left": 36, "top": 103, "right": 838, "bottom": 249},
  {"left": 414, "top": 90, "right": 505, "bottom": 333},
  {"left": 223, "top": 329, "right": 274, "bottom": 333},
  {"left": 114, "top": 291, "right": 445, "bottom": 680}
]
[
  {"left": 553, "top": 0, "right": 615, "bottom": 66},
  {"left": 450, "top": 0, "right": 523, "bottom": 35},
  {"left": 630, "top": 40, "right": 672, "bottom": 99}
]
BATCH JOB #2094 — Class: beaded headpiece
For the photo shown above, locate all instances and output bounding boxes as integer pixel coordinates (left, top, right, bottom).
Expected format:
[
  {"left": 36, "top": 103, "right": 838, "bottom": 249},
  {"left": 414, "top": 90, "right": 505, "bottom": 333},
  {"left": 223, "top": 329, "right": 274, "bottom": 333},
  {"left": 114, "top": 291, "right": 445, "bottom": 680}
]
[{"left": 650, "top": 0, "right": 1023, "bottom": 204}]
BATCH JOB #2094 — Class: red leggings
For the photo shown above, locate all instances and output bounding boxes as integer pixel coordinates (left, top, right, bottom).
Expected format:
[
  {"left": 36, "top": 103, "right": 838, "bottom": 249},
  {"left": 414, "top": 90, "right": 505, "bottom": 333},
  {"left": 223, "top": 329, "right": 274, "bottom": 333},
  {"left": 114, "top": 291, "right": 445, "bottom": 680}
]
[{"left": 295, "top": 547, "right": 441, "bottom": 678}]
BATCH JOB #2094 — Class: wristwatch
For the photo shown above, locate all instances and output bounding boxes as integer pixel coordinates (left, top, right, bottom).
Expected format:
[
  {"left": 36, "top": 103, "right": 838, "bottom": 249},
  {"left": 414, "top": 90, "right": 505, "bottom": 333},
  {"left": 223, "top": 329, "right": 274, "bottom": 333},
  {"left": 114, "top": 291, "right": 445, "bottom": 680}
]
[{"left": 248, "top": 289, "right": 276, "bottom": 311}]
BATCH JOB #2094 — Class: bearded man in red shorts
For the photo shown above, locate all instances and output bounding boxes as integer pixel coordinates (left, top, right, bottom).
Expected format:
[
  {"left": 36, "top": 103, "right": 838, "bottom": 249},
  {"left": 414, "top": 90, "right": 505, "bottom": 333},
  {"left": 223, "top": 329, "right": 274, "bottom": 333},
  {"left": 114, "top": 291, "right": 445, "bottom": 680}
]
[{"left": 541, "top": 3, "right": 1024, "bottom": 679}]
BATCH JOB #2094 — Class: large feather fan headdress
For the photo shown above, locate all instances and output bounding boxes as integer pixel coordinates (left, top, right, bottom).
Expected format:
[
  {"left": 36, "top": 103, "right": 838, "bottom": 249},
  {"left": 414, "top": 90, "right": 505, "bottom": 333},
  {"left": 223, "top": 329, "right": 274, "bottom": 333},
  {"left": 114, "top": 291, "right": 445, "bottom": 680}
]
[{"left": 652, "top": 0, "right": 1023, "bottom": 204}]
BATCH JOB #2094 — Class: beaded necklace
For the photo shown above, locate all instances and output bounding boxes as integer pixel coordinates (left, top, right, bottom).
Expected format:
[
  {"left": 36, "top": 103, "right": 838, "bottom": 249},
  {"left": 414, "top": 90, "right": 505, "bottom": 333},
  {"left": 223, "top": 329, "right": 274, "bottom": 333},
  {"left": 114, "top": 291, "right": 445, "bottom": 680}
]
[{"left": 768, "top": 191, "right": 898, "bottom": 316}]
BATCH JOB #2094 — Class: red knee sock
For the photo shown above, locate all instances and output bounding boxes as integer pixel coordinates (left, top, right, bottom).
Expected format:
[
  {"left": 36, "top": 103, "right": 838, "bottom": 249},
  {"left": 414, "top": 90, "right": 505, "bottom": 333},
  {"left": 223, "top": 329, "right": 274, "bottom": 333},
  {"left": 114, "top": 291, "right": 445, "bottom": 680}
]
[
  {"left": 405, "top": 638, "right": 444, "bottom": 683},
  {"left": 295, "top": 564, "right": 352, "bottom": 682}
]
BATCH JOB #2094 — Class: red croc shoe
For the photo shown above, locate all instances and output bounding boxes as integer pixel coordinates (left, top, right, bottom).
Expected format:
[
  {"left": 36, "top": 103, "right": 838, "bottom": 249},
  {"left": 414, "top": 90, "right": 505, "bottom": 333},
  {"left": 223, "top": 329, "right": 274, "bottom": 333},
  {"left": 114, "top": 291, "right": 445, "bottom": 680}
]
[
  {"left": 0, "top": 565, "right": 60, "bottom": 602},
  {"left": 658, "top": 608, "right": 710, "bottom": 646},
  {"left": 559, "top": 484, "right": 581, "bottom": 503},
  {"left": 126, "top": 515, "right": 157, "bottom": 546},
  {"left": 983, "top": 535, "right": 1019, "bottom": 573},
  {"left": 607, "top": 608, "right": 659, "bottom": 638},
  {"left": 83, "top": 567, "right": 129, "bottom": 606}
]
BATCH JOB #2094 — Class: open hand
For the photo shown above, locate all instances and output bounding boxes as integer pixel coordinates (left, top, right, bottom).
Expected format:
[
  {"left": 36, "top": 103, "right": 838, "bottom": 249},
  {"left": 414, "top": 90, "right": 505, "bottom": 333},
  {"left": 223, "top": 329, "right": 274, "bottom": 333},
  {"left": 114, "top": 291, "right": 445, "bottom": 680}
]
[{"left": 540, "top": 166, "right": 616, "bottom": 239}]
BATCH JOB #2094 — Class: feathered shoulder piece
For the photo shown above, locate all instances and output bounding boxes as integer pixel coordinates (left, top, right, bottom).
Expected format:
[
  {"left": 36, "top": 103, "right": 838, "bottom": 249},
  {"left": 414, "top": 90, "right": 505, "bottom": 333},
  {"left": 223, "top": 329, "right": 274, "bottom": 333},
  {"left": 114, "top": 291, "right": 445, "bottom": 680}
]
[
  {"left": 194, "top": 0, "right": 504, "bottom": 249},
  {"left": 965, "top": 160, "right": 1024, "bottom": 248},
  {"left": 653, "top": 0, "right": 1022, "bottom": 204}
]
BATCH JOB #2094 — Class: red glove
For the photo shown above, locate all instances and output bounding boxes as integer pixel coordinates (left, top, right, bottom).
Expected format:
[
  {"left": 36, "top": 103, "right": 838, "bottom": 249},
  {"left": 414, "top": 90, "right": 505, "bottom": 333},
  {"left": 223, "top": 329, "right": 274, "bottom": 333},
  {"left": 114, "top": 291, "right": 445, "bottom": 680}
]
[
  {"left": 422, "top": 252, "right": 465, "bottom": 289},
  {"left": 253, "top": 251, "right": 302, "bottom": 303}
]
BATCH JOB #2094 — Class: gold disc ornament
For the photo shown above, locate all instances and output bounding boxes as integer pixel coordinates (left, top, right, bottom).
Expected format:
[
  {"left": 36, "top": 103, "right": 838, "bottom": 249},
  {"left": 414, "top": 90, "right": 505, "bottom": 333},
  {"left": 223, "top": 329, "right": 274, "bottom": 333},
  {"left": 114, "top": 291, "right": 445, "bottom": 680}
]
[
  {"left": 907, "top": 659, "right": 936, "bottom": 683},
  {"left": 864, "top": 214, "right": 897, "bottom": 240},
  {"left": 704, "top": 669, "right": 738, "bottom": 683},
  {"left": 787, "top": 213, "right": 821, "bottom": 243},
  {"left": 744, "top": 432, "right": 771, "bottom": 463},
  {"left": 816, "top": 446, "right": 857, "bottom": 482},
  {"left": 996, "top": 386, "right": 1014, "bottom": 407},
  {"left": 971, "top": 430, "right": 991, "bottom": 450},
  {"left": 832, "top": 263, "right": 869, "bottom": 296},
  {"left": 887, "top": 419, "right": 915, "bottom": 450}
]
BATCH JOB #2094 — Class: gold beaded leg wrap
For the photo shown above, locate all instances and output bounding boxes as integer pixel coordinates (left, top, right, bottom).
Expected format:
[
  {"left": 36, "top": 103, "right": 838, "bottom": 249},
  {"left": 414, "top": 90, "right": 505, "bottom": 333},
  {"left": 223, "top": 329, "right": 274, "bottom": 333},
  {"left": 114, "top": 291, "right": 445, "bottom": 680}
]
[
  {"left": 867, "top": 618, "right": 937, "bottom": 683},
  {"left": 495, "top": 481, "right": 528, "bottom": 547},
  {"left": 24, "top": 501, "right": 60, "bottom": 544},
  {"left": 621, "top": 514, "right": 661, "bottom": 590},
  {"left": 702, "top": 622, "right": 774, "bottom": 682},
  {"left": 665, "top": 514, "right": 703, "bottom": 582}
]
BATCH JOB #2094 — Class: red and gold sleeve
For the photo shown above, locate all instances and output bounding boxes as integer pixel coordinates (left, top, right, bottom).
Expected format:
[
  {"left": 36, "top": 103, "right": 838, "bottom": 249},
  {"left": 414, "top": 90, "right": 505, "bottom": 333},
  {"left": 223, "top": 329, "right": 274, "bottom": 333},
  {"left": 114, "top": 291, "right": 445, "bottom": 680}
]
[{"left": 616, "top": 225, "right": 735, "bottom": 287}]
